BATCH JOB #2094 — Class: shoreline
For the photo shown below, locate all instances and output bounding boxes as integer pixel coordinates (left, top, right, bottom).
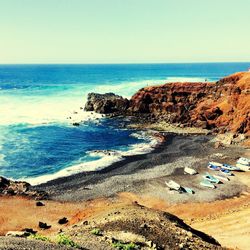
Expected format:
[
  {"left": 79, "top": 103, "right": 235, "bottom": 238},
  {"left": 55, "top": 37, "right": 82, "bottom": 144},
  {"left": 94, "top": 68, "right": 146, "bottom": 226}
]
[{"left": 33, "top": 132, "right": 249, "bottom": 203}]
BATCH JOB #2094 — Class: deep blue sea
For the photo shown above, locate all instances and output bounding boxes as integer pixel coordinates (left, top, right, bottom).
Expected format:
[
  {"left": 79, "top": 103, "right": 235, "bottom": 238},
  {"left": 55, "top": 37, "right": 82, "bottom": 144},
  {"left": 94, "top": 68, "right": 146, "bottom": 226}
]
[{"left": 0, "top": 63, "right": 249, "bottom": 184}]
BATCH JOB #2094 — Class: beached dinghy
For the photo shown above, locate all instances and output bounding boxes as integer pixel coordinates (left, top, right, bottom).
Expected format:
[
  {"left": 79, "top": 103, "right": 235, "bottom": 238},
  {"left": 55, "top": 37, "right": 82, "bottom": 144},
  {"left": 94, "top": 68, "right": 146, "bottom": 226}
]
[
  {"left": 236, "top": 163, "right": 250, "bottom": 171},
  {"left": 183, "top": 187, "right": 194, "bottom": 194},
  {"left": 208, "top": 162, "right": 223, "bottom": 167},
  {"left": 220, "top": 168, "right": 233, "bottom": 176},
  {"left": 200, "top": 180, "right": 215, "bottom": 189},
  {"left": 214, "top": 174, "right": 230, "bottom": 182},
  {"left": 237, "top": 157, "right": 250, "bottom": 166},
  {"left": 222, "top": 163, "right": 240, "bottom": 171},
  {"left": 203, "top": 173, "right": 220, "bottom": 184},
  {"left": 207, "top": 164, "right": 220, "bottom": 171},
  {"left": 184, "top": 167, "right": 197, "bottom": 175},
  {"left": 165, "top": 180, "right": 181, "bottom": 192}
]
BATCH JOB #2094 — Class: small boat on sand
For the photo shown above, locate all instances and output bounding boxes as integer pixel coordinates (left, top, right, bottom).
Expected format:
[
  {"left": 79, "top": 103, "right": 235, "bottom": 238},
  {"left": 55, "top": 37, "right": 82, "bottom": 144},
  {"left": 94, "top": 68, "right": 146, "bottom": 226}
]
[
  {"left": 237, "top": 157, "right": 250, "bottom": 166},
  {"left": 165, "top": 180, "right": 181, "bottom": 192},
  {"left": 200, "top": 180, "right": 215, "bottom": 189},
  {"left": 183, "top": 187, "right": 194, "bottom": 194},
  {"left": 214, "top": 174, "right": 230, "bottom": 182},
  {"left": 220, "top": 168, "right": 233, "bottom": 176},
  {"left": 236, "top": 163, "right": 250, "bottom": 171},
  {"left": 208, "top": 161, "right": 223, "bottom": 167},
  {"left": 207, "top": 164, "right": 220, "bottom": 171},
  {"left": 222, "top": 163, "right": 240, "bottom": 171},
  {"left": 184, "top": 167, "right": 197, "bottom": 175},
  {"left": 203, "top": 173, "right": 220, "bottom": 184}
]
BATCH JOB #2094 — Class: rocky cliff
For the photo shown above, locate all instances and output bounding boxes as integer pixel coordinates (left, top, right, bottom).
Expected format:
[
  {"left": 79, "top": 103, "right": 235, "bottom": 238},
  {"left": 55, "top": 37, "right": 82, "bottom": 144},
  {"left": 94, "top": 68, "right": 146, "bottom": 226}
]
[
  {"left": 129, "top": 72, "right": 250, "bottom": 135},
  {"left": 84, "top": 72, "right": 250, "bottom": 136}
]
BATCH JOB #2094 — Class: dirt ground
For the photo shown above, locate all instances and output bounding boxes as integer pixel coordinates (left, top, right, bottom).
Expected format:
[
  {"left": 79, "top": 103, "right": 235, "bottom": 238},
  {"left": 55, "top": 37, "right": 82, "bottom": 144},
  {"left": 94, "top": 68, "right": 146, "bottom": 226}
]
[{"left": 1, "top": 172, "right": 250, "bottom": 249}]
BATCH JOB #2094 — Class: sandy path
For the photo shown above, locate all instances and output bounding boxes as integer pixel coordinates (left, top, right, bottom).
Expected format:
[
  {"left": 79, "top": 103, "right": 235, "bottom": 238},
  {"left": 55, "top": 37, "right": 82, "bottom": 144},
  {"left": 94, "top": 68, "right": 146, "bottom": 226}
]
[{"left": 191, "top": 206, "right": 250, "bottom": 250}]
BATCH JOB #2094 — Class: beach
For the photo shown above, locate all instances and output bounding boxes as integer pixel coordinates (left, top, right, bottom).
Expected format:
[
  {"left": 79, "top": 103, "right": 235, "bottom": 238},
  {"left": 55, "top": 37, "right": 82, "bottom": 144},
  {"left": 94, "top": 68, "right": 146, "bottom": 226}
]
[
  {"left": 34, "top": 133, "right": 248, "bottom": 203},
  {"left": 1, "top": 131, "right": 249, "bottom": 249}
]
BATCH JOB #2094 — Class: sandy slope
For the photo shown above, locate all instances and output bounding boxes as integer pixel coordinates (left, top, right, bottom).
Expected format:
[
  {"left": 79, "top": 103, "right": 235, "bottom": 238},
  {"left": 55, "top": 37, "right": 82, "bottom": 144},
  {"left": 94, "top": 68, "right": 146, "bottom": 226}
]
[
  {"left": 190, "top": 172, "right": 250, "bottom": 250},
  {"left": 191, "top": 206, "right": 250, "bottom": 250}
]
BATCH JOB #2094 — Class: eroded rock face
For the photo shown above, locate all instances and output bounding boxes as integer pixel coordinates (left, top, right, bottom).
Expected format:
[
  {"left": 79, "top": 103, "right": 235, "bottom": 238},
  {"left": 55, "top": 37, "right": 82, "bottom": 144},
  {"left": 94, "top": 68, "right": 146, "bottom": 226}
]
[
  {"left": 84, "top": 93, "right": 129, "bottom": 114},
  {"left": 83, "top": 72, "right": 249, "bottom": 136},
  {"left": 129, "top": 72, "right": 250, "bottom": 135},
  {"left": 0, "top": 176, "right": 48, "bottom": 199}
]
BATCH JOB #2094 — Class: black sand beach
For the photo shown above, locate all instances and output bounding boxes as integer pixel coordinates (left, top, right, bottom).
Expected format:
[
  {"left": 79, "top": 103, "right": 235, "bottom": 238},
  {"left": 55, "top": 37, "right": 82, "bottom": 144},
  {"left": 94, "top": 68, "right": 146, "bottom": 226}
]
[{"left": 34, "top": 133, "right": 247, "bottom": 203}]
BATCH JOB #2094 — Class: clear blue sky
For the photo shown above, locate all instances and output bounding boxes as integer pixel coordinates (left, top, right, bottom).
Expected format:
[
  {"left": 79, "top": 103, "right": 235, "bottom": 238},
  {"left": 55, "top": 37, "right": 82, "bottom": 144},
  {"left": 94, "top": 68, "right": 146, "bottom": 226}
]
[{"left": 0, "top": 0, "right": 250, "bottom": 63}]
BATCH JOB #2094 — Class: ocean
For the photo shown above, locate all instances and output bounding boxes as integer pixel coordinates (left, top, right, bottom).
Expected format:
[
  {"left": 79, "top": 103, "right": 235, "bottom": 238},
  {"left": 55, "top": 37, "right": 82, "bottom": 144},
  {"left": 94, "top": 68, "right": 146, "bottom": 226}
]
[{"left": 0, "top": 63, "right": 249, "bottom": 185}]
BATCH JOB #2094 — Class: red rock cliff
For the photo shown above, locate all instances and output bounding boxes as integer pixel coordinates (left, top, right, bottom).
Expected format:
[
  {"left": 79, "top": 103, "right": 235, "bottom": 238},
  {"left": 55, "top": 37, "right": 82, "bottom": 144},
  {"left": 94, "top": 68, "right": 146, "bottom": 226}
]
[{"left": 129, "top": 72, "right": 250, "bottom": 135}]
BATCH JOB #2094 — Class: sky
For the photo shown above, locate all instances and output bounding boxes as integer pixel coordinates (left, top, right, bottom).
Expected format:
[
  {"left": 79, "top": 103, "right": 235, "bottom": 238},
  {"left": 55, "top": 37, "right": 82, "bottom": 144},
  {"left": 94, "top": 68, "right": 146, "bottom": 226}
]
[{"left": 0, "top": 0, "right": 250, "bottom": 64}]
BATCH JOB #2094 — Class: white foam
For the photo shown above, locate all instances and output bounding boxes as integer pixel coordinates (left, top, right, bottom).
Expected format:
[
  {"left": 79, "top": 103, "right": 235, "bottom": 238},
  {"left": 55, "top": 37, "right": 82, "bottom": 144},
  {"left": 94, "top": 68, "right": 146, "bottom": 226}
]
[
  {"left": 0, "top": 76, "right": 207, "bottom": 126},
  {"left": 22, "top": 131, "right": 161, "bottom": 185},
  {"left": 24, "top": 154, "right": 123, "bottom": 185}
]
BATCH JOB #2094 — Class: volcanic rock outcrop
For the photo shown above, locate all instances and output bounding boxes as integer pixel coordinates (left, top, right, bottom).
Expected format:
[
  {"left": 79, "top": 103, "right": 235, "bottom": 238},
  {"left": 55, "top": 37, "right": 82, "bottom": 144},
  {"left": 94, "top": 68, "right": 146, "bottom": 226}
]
[
  {"left": 85, "top": 93, "right": 129, "bottom": 114},
  {"left": 129, "top": 72, "right": 250, "bottom": 135},
  {"left": 84, "top": 72, "right": 250, "bottom": 136},
  {"left": 0, "top": 176, "right": 48, "bottom": 199}
]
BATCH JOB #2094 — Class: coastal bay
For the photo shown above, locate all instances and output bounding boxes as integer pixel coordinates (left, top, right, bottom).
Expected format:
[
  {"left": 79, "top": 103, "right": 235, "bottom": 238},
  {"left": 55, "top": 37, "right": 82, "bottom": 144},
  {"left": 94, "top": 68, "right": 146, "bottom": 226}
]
[{"left": 0, "top": 67, "right": 249, "bottom": 250}]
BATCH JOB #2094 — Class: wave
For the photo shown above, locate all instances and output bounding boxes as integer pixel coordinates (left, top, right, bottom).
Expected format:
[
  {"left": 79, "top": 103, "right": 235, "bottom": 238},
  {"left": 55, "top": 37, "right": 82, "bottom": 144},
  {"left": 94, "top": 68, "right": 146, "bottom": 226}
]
[
  {"left": 22, "top": 131, "right": 160, "bottom": 185},
  {"left": 0, "top": 76, "right": 208, "bottom": 126}
]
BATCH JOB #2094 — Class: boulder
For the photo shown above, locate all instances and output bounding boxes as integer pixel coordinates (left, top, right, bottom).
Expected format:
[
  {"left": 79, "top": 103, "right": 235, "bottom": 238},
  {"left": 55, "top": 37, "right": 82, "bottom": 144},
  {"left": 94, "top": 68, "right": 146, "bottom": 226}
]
[
  {"left": 6, "top": 231, "right": 30, "bottom": 237},
  {"left": 58, "top": 217, "right": 68, "bottom": 224},
  {"left": 39, "top": 222, "right": 51, "bottom": 230}
]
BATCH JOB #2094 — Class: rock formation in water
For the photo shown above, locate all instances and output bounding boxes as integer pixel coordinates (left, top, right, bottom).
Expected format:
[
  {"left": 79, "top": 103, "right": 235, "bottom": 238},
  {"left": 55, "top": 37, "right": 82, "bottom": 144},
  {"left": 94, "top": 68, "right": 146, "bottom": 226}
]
[
  {"left": 84, "top": 93, "right": 129, "bottom": 114},
  {"left": 84, "top": 72, "right": 250, "bottom": 136}
]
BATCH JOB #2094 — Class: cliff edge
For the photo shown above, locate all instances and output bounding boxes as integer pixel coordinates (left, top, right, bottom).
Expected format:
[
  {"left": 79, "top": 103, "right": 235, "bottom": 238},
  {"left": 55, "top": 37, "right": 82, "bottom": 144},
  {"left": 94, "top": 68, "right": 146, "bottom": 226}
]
[{"left": 85, "top": 72, "right": 250, "bottom": 136}]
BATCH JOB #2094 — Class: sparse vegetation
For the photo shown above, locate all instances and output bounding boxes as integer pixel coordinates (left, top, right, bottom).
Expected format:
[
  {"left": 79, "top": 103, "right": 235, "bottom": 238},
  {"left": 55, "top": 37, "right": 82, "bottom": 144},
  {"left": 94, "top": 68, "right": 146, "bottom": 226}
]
[
  {"left": 28, "top": 233, "right": 51, "bottom": 242},
  {"left": 90, "top": 228, "right": 102, "bottom": 236},
  {"left": 112, "top": 241, "right": 138, "bottom": 250},
  {"left": 56, "top": 233, "right": 80, "bottom": 248}
]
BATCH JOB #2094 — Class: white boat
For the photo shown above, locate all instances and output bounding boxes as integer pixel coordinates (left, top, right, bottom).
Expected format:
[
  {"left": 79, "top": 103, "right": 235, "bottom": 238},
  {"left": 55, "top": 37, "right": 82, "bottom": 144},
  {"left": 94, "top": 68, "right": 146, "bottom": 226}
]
[
  {"left": 214, "top": 174, "right": 230, "bottom": 182},
  {"left": 220, "top": 168, "right": 233, "bottom": 176},
  {"left": 184, "top": 167, "right": 197, "bottom": 175},
  {"left": 200, "top": 180, "right": 215, "bottom": 189},
  {"left": 183, "top": 187, "right": 194, "bottom": 194},
  {"left": 165, "top": 180, "right": 181, "bottom": 191},
  {"left": 208, "top": 161, "right": 223, "bottom": 167},
  {"left": 237, "top": 157, "right": 250, "bottom": 166},
  {"left": 222, "top": 164, "right": 240, "bottom": 171},
  {"left": 203, "top": 173, "right": 220, "bottom": 184},
  {"left": 236, "top": 163, "right": 250, "bottom": 171}
]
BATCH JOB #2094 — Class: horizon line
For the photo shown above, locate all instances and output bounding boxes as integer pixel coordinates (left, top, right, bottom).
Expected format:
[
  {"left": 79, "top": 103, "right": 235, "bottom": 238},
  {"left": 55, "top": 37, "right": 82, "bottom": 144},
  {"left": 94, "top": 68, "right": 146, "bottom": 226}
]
[{"left": 0, "top": 61, "right": 250, "bottom": 65}]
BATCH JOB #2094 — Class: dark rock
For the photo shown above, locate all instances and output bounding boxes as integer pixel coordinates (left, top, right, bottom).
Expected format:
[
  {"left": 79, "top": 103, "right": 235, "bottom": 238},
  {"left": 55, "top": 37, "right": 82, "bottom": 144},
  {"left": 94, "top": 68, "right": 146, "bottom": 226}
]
[
  {"left": 72, "top": 122, "right": 80, "bottom": 126},
  {"left": 58, "top": 217, "right": 68, "bottom": 224},
  {"left": 38, "top": 222, "right": 51, "bottom": 230},
  {"left": 22, "top": 228, "right": 37, "bottom": 234},
  {"left": 36, "top": 201, "right": 45, "bottom": 207},
  {"left": 82, "top": 220, "right": 88, "bottom": 225},
  {"left": 84, "top": 93, "right": 129, "bottom": 114}
]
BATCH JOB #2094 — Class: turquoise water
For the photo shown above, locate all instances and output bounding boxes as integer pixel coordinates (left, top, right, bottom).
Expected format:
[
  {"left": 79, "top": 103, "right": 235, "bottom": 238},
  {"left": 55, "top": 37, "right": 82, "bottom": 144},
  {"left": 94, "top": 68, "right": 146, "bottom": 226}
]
[{"left": 0, "top": 63, "right": 249, "bottom": 184}]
